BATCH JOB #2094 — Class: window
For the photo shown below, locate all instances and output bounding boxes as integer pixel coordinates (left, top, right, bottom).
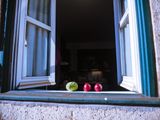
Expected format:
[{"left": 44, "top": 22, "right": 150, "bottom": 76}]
[
  {"left": 114, "top": 0, "right": 141, "bottom": 93},
  {"left": 13, "top": 0, "right": 142, "bottom": 92},
  {"left": 1, "top": 0, "right": 157, "bottom": 99},
  {"left": 16, "top": 0, "right": 56, "bottom": 89}
]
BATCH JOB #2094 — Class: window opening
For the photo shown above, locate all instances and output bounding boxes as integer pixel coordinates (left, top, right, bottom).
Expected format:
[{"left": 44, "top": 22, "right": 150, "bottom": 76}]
[{"left": 55, "top": 0, "right": 127, "bottom": 91}]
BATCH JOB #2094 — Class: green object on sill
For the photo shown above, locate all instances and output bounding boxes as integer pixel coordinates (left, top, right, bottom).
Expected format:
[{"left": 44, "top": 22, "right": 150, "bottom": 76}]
[{"left": 66, "top": 82, "right": 78, "bottom": 91}]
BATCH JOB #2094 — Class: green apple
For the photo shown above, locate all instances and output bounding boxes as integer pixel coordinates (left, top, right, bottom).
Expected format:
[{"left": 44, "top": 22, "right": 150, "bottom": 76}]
[{"left": 66, "top": 82, "right": 78, "bottom": 91}]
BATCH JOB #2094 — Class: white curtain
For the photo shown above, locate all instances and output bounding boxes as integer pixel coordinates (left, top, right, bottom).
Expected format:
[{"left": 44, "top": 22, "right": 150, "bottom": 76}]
[{"left": 25, "top": 0, "right": 50, "bottom": 77}]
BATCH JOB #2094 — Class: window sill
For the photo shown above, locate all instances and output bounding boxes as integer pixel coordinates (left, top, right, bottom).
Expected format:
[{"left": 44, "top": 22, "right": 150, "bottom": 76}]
[{"left": 0, "top": 91, "right": 160, "bottom": 107}]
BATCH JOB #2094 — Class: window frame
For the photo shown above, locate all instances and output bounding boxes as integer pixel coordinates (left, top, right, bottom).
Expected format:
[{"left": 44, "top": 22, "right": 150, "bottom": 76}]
[
  {"left": 135, "top": 0, "right": 157, "bottom": 97},
  {"left": 1, "top": 0, "right": 158, "bottom": 104}
]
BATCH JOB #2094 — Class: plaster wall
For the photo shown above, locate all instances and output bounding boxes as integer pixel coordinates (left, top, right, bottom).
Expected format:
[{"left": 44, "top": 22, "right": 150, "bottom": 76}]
[
  {"left": 149, "top": 0, "right": 160, "bottom": 96},
  {"left": 0, "top": 101, "right": 160, "bottom": 120},
  {"left": 0, "top": 0, "right": 160, "bottom": 120}
]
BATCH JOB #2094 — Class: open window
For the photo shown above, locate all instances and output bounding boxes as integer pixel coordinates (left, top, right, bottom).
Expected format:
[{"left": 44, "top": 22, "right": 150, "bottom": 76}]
[
  {"left": 4, "top": 0, "right": 154, "bottom": 96},
  {"left": 14, "top": 0, "right": 141, "bottom": 91},
  {"left": 55, "top": 0, "right": 141, "bottom": 92},
  {"left": 114, "top": 0, "right": 141, "bottom": 93},
  {"left": 16, "top": 0, "right": 56, "bottom": 89}
]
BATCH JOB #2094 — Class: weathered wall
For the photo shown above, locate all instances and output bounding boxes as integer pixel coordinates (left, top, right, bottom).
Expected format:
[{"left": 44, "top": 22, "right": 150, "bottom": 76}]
[
  {"left": 0, "top": 0, "right": 160, "bottom": 120},
  {"left": 149, "top": 0, "right": 160, "bottom": 96},
  {"left": 0, "top": 101, "right": 160, "bottom": 120}
]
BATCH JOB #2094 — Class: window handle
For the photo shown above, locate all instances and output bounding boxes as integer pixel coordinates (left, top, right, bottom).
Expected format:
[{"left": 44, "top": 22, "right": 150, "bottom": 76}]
[{"left": 25, "top": 40, "right": 28, "bottom": 47}]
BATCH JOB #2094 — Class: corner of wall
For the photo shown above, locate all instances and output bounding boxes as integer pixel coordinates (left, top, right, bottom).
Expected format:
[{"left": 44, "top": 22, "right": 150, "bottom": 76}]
[{"left": 149, "top": 0, "right": 160, "bottom": 97}]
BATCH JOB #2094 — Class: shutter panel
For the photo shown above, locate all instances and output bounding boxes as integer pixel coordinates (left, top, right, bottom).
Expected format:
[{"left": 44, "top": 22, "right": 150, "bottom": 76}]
[{"left": 15, "top": 0, "right": 56, "bottom": 89}]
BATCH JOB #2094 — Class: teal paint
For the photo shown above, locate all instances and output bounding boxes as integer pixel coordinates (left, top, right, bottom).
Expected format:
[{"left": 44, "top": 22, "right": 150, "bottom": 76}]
[
  {"left": 135, "top": 0, "right": 157, "bottom": 96},
  {"left": 0, "top": 91, "right": 160, "bottom": 106},
  {"left": 0, "top": 51, "right": 3, "bottom": 66}
]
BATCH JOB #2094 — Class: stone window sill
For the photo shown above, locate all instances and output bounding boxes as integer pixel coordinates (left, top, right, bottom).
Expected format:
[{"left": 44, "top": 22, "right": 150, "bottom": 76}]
[{"left": 0, "top": 90, "right": 160, "bottom": 106}]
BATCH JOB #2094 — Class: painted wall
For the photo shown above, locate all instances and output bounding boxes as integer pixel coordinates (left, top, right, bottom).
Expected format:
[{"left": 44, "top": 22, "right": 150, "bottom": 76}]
[
  {"left": 0, "top": 101, "right": 160, "bottom": 120},
  {"left": 149, "top": 0, "right": 160, "bottom": 96},
  {"left": 0, "top": 0, "right": 160, "bottom": 120}
]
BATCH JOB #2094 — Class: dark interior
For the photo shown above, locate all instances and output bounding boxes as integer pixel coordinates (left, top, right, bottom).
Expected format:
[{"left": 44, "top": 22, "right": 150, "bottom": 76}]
[
  {"left": 55, "top": 0, "right": 126, "bottom": 91},
  {"left": 0, "top": 0, "right": 128, "bottom": 91}
]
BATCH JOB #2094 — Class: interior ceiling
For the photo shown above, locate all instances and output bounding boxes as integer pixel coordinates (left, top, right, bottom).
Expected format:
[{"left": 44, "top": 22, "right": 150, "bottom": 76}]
[{"left": 57, "top": 0, "right": 115, "bottom": 43}]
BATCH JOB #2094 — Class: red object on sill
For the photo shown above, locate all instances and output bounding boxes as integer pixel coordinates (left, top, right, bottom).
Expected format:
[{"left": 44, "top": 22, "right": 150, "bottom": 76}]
[
  {"left": 94, "top": 83, "right": 103, "bottom": 92},
  {"left": 83, "top": 83, "right": 91, "bottom": 92}
]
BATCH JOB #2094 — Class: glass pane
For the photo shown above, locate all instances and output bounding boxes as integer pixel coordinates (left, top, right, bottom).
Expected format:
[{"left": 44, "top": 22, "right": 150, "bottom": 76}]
[
  {"left": 27, "top": 0, "right": 51, "bottom": 25},
  {"left": 121, "top": 0, "right": 128, "bottom": 16},
  {"left": 120, "top": 24, "right": 132, "bottom": 76},
  {"left": 24, "top": 22, "right": 50, "bottom": 77}
]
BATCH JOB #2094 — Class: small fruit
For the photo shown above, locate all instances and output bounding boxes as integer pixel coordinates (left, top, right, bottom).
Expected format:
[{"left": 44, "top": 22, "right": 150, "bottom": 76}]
[
  {"left": 94, "top": 83, "right": 103, "bottom": 92},
  {"left": 66, "top": 82, "right": 78, "bottom": 91},
  {"left": 83, "top": 83, "right": 91, "bottom": 92}
]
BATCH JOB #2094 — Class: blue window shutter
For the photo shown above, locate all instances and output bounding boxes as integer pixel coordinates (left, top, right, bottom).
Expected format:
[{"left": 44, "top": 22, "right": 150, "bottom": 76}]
[{"left": 135, "top": 0, "right": 157, "bottom": 96}]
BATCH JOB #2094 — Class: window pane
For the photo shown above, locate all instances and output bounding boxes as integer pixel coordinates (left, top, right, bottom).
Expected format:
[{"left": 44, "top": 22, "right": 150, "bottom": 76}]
[
  {"left": 120, "top": 24, "right": 132, "bottom": 76},
  {"left": 24, "top": 22, "right": 50, "bottom": 77},
  {"left": 121, "top": 0, "right": 128, "bottom": 16},
  {"left": 27, "top": 0, "right": 51, "bottom": 25}
]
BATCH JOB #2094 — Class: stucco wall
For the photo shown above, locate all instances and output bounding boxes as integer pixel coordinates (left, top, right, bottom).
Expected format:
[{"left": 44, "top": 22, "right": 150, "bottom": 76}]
[
  {"left": 0, "top": 0, "right": 160, "bottom": 120},
  {"left": 149, "top": 0, "right": 160, "bottom": 96},
  {"left": 0, "top": 101, "right": 160, "bottom": 120}
]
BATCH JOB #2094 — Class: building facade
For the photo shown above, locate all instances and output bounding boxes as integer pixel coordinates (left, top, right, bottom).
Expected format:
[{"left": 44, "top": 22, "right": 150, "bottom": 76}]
[{"left": 0, "top": 0, "right": 160, "bottom": 120}]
